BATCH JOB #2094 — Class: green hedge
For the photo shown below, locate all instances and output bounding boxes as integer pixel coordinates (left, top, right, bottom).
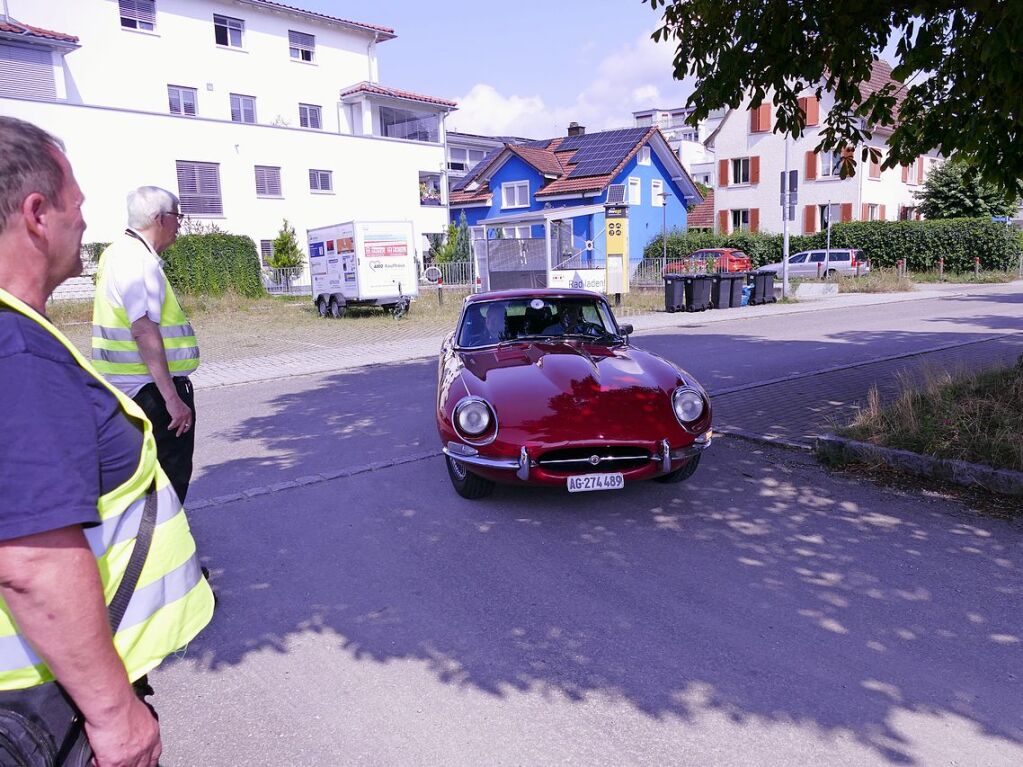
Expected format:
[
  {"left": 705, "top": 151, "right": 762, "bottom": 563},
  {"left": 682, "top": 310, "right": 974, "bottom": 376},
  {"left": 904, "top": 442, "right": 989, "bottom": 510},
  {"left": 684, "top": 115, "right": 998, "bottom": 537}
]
[
  {"left": 646, "top": 218, "right": 1022, "bottom": 271},
  {"left": 162, "top": 233, "right": 264, "bottom": 297}
]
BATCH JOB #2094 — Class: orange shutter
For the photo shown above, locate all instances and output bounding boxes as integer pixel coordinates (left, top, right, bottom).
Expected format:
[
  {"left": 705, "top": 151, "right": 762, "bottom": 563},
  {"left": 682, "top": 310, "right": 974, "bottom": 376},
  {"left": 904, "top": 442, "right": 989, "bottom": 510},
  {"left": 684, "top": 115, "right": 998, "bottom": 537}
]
[
  {"left": 749, "top": 208, "right": 760, "bottom": 233},
  {"left": 901, "top": 165, "right": 909, "bottom": 183},
  {"left": 803, "top": 205, "right": 816, "bottom": 234},
  {"left": 718, "top": 210, "right": 729, "bottom": 234},
  {"left": 869, "top": 153, "right": 881, "bottom": 179},
  {"left": 749, "top": 107, "right": 760, "bottom": 133},
  {"left": 759, "top": 103, "right": 772, "bottom": 132},
  {"left": 916, "top": 157, "right": 925, "bottom": 182},
  {"left": 750, "top": 156, "right": 760, "bottom": 184},
  {"left": 805, "top": 151, "right": 817, "bottom": 180},
  {"left": 719, "top": 159, "right": 729, "bottom": 187},
  {"left": 861, "top": 204, "right": 868, "bottom": 220},
  {"left": 879, "top": 204, "right": 886, "bottom": 220},
  {"left": 804, "top": 96, "right": 819, "bottom": 126},
  {"left": 840, "top": 203, "right": 853, "bottom": 222}
]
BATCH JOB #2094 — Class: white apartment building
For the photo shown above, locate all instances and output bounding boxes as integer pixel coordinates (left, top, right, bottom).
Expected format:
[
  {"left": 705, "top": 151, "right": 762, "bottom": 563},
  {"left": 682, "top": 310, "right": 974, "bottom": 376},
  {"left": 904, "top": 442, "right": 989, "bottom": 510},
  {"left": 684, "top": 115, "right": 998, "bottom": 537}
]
[
  {"left": 0, "top": 0, "right": 456, "bottom": 270},
  {"left": 633, "top": 106, "right": 726, "bottom": 187},
  {"left": 710, "top": 61, "right": 939, "bottom": 234}
]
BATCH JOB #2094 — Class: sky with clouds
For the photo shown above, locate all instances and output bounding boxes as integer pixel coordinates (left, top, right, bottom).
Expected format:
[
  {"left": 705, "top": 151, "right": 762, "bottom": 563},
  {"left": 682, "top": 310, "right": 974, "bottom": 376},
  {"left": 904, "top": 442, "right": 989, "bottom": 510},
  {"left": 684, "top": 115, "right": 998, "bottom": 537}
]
[{"left": 301, "top": 0, "right": 693, "bottom": 140}]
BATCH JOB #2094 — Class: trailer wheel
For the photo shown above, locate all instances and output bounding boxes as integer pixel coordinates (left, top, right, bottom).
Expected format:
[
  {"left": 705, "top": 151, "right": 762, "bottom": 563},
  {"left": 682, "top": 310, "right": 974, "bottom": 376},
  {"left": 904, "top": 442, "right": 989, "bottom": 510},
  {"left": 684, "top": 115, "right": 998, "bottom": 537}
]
[
  {"left": 316, "top": 297, "right": 329, "bottom": 317},
  {"left": 328, "top": 297, "right": 346, "bottom": 318}
]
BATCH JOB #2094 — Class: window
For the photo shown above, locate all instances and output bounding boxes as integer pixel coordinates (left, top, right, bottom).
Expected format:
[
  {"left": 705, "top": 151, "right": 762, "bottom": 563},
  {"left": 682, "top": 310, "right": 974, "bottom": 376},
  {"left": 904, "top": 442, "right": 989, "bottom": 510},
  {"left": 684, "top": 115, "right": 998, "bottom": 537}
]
[
  {"left": 628, "top": 177, "right": 641, "bottom": 205},
  {"left": 635, "top": 115, "right": 652, "bottom": 127},
  {"left": 288, "top": 30, "right": 315, "bottom": 62},
  {"left": 448, "top": 148, "right": 488, "bottom": 172},
  {"left": 501, "top": 226, "right": 532, "bottom": 239},
  {"left": 0, "top": 44, "right": 57, "bottom": 99},
  {"left": 254, "top": 166, "right": 282, "bottom": 197},
  {"left": 119, "top": 0, "right": 155, "bottom": 31},
  {"left": 731, "top": 209, "right": 750, "bottom": 231},
  {"left": 309, "top": 169, "right": 332, "bottom": 192},
  {"left": 419, "top": 172, "right": 442, "bottom": 206},
  {"left": 379, "top": 106, "right": 439, "bottom": 143},
  {"left": 819, "top": 203, "right": 841, "bottom": 229},
  {"left": 259, "top": 239, "right": 273, "bottom": 267},
  {"left": 788, "top": 253, "right": 809, "bottom": 264},
  {"left": 866, "top": 203, "right": 879, "bottom": 221},
  {"left": 299, "top": 103, "right": 321, "bottom": 129},
  {"left": 167, "top": 85, "right": 197, "bottom": 117},
  {"left": 230, "top": 93, "right": 256, "bottom": 123},
  {"left": 175, "top": 161, "right": 222, "bottom": 216},
  {"left": 820, "top": 150, "right": 842, "bottom": 178},
  {"left": 651, "top": 179, "right": 664, "bottom": 206},
  {"left": 868, "top": 149, "right": 882, "bottom": 180},
  {"left": 731, "top": 157, "right": 750, "bottom": 185},
  {"left": 678, "top": 130, "right": 698, "bottom": 142},
  {"left": 213, "top": 15, "right": 243, "bottom": 48},
  {"left": 907, "top": 160, "right": 919, "bottom": 184},
  {"left": 501, "top": 181, "right": 529, "bottom": 209},
  {"left": 638, "top": 146, "right": 651, "bottom": 165}
]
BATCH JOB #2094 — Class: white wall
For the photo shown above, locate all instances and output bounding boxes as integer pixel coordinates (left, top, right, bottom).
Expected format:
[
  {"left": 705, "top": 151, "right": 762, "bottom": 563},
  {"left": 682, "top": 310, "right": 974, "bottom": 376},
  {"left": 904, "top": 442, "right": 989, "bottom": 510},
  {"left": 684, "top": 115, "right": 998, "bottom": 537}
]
[
  {"left": 4, "top": 98, "right": 449, "bottom": 262},
  {"left": 11, "top": 0, "right": 380, "bottom": 131}
]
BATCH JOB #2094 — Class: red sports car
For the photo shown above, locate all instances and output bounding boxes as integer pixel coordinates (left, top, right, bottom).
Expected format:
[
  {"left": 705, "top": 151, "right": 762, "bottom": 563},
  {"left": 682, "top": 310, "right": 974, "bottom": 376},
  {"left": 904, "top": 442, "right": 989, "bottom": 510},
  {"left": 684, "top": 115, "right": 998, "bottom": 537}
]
[{"left": 437, "top": 289, "right": 713, "bottom": 499}]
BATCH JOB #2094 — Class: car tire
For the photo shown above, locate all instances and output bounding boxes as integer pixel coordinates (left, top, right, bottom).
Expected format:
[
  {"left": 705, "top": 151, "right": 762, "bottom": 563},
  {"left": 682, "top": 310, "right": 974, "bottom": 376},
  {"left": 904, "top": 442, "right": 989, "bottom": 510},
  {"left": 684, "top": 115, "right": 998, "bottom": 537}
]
[
  {"left": 445, "top": 455, "right": 495, "bottom": 499},
  {"left": 328, "top": 297, "right": 346, "bottom": 319},
  {"left": 316, "top": 297, "right": 329, "bottom": 318},
  {"left": 825, "top": 269, "right": 838, "bottom": 279},
  {"left": 654, "top": 454, "right": 701, "bottom": 484}
]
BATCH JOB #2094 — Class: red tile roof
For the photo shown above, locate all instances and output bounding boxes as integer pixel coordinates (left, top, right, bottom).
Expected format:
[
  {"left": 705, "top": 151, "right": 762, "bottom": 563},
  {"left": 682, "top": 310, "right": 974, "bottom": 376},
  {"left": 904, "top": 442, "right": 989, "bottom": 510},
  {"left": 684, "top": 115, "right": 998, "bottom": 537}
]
[
  {"left": 450, "top": 187, "right": 492, "bottom": 206},
  {"left": 536, "top": 126, "right": 658, "bottom": 197},
  {"left": 507, "top": 145, "right": 565, "bottom": 177},
  {"left": 247, "top": 1, "right": 395, "bottom": 38},
  {"left": 0, "top": 20, "right": 78, "bottom": 43},
  {"left": 855, "top": 58, "right": 905, "bottom": 123},
  {"left": 688, "top": 189, "right": 714, "bottom": 229},
  {"left": 339, "top": 81, "right": 457, "bottom": 108}
]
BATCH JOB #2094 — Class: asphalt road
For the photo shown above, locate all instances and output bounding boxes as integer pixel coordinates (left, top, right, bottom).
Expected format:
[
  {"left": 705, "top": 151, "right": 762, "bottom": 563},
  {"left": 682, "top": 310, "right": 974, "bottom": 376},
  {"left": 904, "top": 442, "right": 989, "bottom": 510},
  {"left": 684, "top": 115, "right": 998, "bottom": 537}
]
[{"left": 156, "top": 286, "right": 1023, "bottom": 766}]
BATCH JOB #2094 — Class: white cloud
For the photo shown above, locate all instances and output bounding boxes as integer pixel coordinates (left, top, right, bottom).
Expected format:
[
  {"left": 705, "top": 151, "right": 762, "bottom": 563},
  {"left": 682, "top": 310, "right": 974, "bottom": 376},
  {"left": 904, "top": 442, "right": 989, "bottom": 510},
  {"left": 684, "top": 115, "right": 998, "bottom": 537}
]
[{"left": 449, "top": 30, "right": 691, "bottom": 139}]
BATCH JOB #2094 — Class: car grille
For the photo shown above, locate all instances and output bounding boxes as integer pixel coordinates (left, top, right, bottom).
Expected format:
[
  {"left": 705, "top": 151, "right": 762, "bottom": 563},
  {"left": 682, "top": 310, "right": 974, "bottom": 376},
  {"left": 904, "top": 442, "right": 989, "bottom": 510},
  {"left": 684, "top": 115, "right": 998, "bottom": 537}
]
[{"left": 536, "top": 446, "right": 651, "bottom": 474}]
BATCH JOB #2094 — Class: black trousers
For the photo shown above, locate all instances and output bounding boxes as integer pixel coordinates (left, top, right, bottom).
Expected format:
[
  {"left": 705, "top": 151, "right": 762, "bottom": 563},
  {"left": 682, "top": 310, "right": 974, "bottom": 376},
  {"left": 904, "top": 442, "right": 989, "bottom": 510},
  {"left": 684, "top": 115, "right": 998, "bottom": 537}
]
[{"left": 133, "top": 376, "right": 195, "bottom": 503}]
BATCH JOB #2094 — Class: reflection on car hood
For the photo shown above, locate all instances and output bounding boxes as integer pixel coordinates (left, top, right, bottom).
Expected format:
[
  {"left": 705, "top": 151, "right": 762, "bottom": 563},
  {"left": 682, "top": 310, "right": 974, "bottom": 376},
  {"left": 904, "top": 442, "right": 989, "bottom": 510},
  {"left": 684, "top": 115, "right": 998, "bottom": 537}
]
[{"left": 456, "top": 341, "right": 688, "bottom": 443}]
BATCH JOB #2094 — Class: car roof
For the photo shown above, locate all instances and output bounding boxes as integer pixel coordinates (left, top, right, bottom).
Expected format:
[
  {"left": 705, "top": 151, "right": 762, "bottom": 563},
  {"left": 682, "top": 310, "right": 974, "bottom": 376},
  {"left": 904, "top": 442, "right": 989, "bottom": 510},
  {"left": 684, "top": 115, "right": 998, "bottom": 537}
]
[{"left": 464, "top": 288, "right": 605, "bottom": 305}]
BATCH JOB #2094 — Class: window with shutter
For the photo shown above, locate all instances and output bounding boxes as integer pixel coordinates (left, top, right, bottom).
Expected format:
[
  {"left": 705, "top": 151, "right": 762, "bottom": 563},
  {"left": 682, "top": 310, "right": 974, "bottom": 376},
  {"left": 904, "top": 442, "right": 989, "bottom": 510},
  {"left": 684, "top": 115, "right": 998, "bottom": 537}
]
[
  {"left": 309, "top": 169, "right": 332, "bottom": 192},
  {"left": 119, "top": 0, "right": 156, "bottom": 31},
  {"left": 0, "top": 44, "right": 56, "bottom": 100},
  {"left": 259, "top": 239, "right": 273, "bottom": 267},
  {"left": 254, "top": 166, "right": 282, "bottom": 197},
  {"left": 175, "top": 161, "right": 223, "bottom": 216},
  {"left": 167, "top": 85, "right": 197, "bottom": 117},
  {"left": 230, "top": 93, "right": 256, "bottom": 123},
  {"left": 299, "top": 103, "right": 322, "bottom": 129},
  {"left": 289, "top": 30, "right": 315, "bottom": 62}
]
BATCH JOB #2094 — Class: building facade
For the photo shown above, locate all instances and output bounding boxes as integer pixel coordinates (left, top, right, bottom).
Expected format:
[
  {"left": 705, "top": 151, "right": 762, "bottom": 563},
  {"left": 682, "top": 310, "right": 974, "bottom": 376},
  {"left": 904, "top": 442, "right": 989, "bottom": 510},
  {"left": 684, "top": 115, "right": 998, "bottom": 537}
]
[{"left": 0, "top": 0, "right": 455, "bottom": 271}]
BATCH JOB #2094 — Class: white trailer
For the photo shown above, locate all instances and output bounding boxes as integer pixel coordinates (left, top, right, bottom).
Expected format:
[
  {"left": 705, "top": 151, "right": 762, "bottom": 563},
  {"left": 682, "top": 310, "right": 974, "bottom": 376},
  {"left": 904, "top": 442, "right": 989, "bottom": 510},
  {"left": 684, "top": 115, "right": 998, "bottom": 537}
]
[{"left": 308, "top": 220, "right": 420, "bottom": 318}]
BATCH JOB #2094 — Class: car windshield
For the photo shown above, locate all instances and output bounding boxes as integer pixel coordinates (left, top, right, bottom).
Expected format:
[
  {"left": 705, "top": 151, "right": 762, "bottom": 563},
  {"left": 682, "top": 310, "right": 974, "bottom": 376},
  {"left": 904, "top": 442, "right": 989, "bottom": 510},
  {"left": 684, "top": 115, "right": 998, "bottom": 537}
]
[{"left": 457, "top": 296, "right": 619, "bottom": 348}]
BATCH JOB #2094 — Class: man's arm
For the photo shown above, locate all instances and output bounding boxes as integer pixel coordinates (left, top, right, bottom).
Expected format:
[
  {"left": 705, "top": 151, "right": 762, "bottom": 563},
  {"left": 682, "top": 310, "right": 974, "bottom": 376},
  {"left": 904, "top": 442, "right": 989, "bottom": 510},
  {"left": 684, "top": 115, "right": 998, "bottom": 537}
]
[
  {"left": 0, "top": 527, "right": 161, "bottom": 767},
  {"left": 131, "top": 316, "right": 190, "bottom": 436}
]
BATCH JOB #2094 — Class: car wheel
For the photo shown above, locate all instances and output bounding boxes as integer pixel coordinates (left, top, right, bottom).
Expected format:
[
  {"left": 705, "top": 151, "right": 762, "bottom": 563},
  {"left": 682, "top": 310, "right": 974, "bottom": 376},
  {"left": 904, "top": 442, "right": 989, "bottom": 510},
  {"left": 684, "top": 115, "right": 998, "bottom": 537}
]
[
  {"left": 654, "top": 454, "right": 701, "bottom": 484},
  {"left": 825, "top": 269, "right": 838, "bottom": 279},
  {"left": 316, "top": 298, "right": 329, "bottom": 318},
  {"left": 328, "top": 297, "right": 346, "bottom": 318},
  {"left": 445, "top": 455, "right": 495, "bottom": 499}
]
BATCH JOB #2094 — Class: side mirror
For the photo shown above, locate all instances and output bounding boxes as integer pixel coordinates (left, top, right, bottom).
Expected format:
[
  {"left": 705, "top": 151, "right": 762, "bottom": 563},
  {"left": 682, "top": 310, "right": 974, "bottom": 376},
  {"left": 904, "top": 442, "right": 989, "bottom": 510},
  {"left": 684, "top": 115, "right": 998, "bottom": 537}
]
[{"left": 619, "top": 323, "right": 633, "bottom": 337}]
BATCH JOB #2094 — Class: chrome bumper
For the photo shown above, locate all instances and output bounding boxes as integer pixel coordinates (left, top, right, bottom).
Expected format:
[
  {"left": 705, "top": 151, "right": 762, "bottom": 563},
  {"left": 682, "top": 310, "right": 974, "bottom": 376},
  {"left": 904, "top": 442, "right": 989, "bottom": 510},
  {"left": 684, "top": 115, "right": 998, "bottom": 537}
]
[{"left": 445, "top": 431, "right": 712, "bottom": 480}]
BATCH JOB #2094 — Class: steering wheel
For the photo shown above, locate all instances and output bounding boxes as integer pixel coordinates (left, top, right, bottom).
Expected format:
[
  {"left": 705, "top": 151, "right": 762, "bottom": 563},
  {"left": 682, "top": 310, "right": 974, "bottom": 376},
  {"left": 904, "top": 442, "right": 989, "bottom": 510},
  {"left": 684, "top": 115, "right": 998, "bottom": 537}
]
[{"left": 571, "top": 321, "right": 604, "bottom": 337}]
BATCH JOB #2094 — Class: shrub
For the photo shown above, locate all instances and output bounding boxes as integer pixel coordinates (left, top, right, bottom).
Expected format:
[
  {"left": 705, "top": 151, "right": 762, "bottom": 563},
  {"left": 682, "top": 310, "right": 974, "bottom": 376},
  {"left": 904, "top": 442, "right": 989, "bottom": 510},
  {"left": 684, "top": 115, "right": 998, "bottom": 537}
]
[{"left": 162, "top": 233, "right": 264, "bottom": 297}]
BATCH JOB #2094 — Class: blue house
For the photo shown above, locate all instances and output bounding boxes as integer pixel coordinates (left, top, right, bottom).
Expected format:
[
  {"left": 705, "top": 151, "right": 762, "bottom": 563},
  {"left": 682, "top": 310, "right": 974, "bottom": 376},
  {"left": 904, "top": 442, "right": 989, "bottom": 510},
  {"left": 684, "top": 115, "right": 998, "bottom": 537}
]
[{"left": 449, "top": 124, "right": 703, "bottom": 274}]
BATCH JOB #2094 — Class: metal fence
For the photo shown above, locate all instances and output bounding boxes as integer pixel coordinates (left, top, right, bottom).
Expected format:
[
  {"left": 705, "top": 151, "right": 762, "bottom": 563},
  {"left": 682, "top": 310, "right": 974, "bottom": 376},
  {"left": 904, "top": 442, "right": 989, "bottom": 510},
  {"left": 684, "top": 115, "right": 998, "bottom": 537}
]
[{"left": 263, "top": 266, "right": 310, "bottom": 296}]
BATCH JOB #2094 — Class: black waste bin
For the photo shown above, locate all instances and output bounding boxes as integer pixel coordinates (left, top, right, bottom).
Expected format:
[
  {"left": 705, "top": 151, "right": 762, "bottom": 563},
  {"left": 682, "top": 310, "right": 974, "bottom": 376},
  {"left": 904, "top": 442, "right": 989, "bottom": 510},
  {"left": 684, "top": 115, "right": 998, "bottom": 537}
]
[
  {"left": 683, "top": 275, "right": 712, "bottom": 312},
  {"left": 749, "top": 270, "right": 778, "bottom": 305},
  {"left": 729, "top": 272, "right": 748, "bottom": 307},
  {"left": 663, "top": 275, "right": 686, "bottom": 312},
  {"left": 709, "top": 274, "right": 730, "bottom": 309}
]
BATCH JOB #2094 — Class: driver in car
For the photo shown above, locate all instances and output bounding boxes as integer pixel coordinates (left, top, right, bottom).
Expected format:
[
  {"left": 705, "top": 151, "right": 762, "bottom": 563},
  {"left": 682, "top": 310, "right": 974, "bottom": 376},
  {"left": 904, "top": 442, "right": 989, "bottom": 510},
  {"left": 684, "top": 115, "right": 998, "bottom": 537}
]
[{"left": 543, "top": 303, "right": 594, "bottom": 336}]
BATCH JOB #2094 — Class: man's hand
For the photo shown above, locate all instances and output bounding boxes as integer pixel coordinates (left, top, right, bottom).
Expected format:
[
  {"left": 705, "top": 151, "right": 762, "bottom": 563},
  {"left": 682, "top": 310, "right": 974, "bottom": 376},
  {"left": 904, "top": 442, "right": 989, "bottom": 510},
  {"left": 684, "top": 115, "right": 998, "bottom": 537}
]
[
  {"left": 87, "top": 696, "right": 161, "bottom": 767},
  {"left": 165, "top": 392, "right": 191, "bottom": 437}
]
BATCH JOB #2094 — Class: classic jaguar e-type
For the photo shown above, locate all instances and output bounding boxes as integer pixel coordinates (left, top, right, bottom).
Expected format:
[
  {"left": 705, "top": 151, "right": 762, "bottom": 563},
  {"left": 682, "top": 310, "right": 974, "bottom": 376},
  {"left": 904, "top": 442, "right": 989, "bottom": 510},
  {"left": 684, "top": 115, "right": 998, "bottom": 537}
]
[{"left": 436, "top": 289, "right": 713, "bottom": 499}]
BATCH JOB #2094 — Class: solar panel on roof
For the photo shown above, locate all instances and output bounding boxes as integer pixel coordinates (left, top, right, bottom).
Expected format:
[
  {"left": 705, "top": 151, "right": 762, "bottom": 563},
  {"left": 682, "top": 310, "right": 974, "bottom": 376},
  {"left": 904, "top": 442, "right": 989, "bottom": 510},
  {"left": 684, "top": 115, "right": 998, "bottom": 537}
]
[{"left": 605, "top": 184, "right": 626, "bottom": 204}]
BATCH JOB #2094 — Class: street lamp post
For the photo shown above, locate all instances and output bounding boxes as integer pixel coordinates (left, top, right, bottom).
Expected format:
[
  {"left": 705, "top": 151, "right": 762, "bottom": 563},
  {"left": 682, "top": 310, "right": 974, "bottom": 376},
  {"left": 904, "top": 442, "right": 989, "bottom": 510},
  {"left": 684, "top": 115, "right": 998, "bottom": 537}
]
[{"left": 659, "top": 191, "right": 672, "bottom": 267}]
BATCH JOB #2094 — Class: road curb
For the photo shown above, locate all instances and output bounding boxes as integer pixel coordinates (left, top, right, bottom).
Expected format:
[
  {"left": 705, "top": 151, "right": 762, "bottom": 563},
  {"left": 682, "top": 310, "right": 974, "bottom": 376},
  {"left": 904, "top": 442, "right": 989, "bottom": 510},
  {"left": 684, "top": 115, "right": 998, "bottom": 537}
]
[
  {"left": 713, "top": 427, "right": 814, "bottom": 452},
  {"left": 815, "top": 434, "right": 1023, "bottom": 497}
]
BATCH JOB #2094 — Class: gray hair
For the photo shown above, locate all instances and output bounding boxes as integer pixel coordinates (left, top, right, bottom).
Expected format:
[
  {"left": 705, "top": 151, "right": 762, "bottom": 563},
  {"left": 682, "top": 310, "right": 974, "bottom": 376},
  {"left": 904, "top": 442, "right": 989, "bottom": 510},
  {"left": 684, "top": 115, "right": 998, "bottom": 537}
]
[
  {"left": 0, "top": 117, "right": 67, "bottom": 236},
  {"left": 126, "top": 186, "right": 180, "bottom": 229}
]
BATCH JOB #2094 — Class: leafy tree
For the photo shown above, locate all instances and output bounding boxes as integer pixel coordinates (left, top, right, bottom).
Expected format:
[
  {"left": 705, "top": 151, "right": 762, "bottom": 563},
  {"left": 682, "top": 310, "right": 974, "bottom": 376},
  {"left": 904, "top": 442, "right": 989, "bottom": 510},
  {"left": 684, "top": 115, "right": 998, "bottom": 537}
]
[
  {"left": 915, "top": 159, "right": 1019, "bottom": 220},
  {"left": 646, "top": 1, "right": 1023, "bottom": 195},
  {"left": 454, "top": 211, "right": 472, "bottom": 262},
  {"left": 269, "top": 219, "right": 303, "bottom": 271}
]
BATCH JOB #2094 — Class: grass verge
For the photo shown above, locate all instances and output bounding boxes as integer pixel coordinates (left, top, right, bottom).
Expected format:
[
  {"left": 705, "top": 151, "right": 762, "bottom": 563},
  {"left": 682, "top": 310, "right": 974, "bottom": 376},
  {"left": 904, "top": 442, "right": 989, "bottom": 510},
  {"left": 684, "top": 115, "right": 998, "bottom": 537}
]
[
  {"left": 839, "top": 357, "right": 1023, "bottom": 473},
  {"left": 834, "top": 269, "right": 914, "bottom": 293}
]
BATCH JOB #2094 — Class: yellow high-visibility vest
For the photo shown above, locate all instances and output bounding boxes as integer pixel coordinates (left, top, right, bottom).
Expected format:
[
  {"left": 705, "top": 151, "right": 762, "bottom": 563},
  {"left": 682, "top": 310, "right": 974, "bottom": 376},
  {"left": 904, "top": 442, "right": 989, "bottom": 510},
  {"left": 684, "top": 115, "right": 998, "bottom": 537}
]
[
  {"left": 0, "top": 288, "right": 214, "bottom": 690},
  {"left": 91, "top": 237, "right": 200, "bottom": 389}
]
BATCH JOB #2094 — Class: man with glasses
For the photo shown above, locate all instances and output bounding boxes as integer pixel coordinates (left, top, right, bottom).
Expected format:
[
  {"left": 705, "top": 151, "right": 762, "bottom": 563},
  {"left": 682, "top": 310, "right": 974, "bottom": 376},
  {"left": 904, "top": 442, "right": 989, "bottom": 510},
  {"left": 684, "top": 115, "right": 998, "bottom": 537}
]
[{"left": 91, "top": 187, "right": 201, "bottom": 504}]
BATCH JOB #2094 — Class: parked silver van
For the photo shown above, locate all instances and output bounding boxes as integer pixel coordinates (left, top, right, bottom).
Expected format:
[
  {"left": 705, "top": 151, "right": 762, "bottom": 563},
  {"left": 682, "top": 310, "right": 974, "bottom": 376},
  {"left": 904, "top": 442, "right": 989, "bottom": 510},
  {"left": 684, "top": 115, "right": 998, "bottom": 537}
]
[{"left": 759, "top": 249, "right": 869, "bottom": 278}]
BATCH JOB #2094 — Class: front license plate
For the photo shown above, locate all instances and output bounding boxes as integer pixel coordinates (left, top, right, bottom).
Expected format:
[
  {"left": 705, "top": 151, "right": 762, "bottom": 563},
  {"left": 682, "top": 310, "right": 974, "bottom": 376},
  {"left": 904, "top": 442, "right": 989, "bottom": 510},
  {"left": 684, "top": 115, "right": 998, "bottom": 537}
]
[{"left": 567, "top": 473, "right": 625, "bottom": 493}]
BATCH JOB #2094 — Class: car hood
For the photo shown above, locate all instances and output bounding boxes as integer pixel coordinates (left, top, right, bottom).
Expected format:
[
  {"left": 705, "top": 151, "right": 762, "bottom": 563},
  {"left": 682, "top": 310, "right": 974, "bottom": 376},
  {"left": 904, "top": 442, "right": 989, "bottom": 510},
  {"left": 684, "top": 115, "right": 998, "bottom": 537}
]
[{"left": 454, "top": 341, "right": 694, "bottom": 444}]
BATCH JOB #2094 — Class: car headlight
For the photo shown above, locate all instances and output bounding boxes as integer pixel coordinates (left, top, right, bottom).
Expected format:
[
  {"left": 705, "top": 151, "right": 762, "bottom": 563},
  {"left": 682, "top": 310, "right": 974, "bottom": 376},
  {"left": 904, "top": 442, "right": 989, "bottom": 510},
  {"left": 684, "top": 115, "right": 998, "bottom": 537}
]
[
  {"left": 454, "top": 398, "right": 494, "bottom": 437},
  {"left": 672, "top": 387, "right": 705, "bottom": 424}
]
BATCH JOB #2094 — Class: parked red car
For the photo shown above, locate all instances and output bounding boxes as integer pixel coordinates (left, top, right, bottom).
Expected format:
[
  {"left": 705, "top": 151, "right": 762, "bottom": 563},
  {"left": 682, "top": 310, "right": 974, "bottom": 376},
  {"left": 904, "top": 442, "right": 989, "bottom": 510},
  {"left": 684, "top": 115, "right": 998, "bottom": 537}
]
[
  {"left": 663, "top": 248, "right": 753, "bottom": 275},
  {"left": 437, "top": 289, "right": 713, "bottom": 499}
]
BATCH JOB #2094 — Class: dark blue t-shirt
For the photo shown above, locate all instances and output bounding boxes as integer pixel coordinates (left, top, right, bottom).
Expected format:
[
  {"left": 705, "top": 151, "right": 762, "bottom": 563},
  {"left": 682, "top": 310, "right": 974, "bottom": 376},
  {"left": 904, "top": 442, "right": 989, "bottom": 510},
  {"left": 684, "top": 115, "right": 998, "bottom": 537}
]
[{"left": 0, "top": 308, "right": 143, "bottom": 542}]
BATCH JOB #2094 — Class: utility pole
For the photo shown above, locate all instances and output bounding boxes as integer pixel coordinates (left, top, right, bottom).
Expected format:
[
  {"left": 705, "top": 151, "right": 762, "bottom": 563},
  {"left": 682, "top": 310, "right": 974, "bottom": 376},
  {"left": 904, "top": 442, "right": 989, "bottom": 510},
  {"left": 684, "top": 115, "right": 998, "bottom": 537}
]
[
  {"left": 660, "top": 191, "right": 671, "bottom": 267},
  {"left": 781, "top": 135, "right": 790, "bottom": 297}
]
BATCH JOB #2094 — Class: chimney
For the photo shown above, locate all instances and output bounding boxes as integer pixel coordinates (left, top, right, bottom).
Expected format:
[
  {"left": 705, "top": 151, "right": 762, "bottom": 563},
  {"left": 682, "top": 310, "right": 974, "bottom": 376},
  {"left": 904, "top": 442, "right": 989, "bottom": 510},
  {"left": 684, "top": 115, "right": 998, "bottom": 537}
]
[{"left": 567, "top": 122, "right": 585, "bottom": 137}]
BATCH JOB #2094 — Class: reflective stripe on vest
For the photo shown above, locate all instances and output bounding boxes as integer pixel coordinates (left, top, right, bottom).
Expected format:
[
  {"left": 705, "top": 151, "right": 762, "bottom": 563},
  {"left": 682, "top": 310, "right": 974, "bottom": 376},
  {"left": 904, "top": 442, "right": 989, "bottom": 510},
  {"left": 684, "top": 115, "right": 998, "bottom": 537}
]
[
  {"left": 0, "top": 288, "right": 215, "bottom": 691},
  {"left": 91, "top": 240, "right": 200, "bottom": 385}
]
